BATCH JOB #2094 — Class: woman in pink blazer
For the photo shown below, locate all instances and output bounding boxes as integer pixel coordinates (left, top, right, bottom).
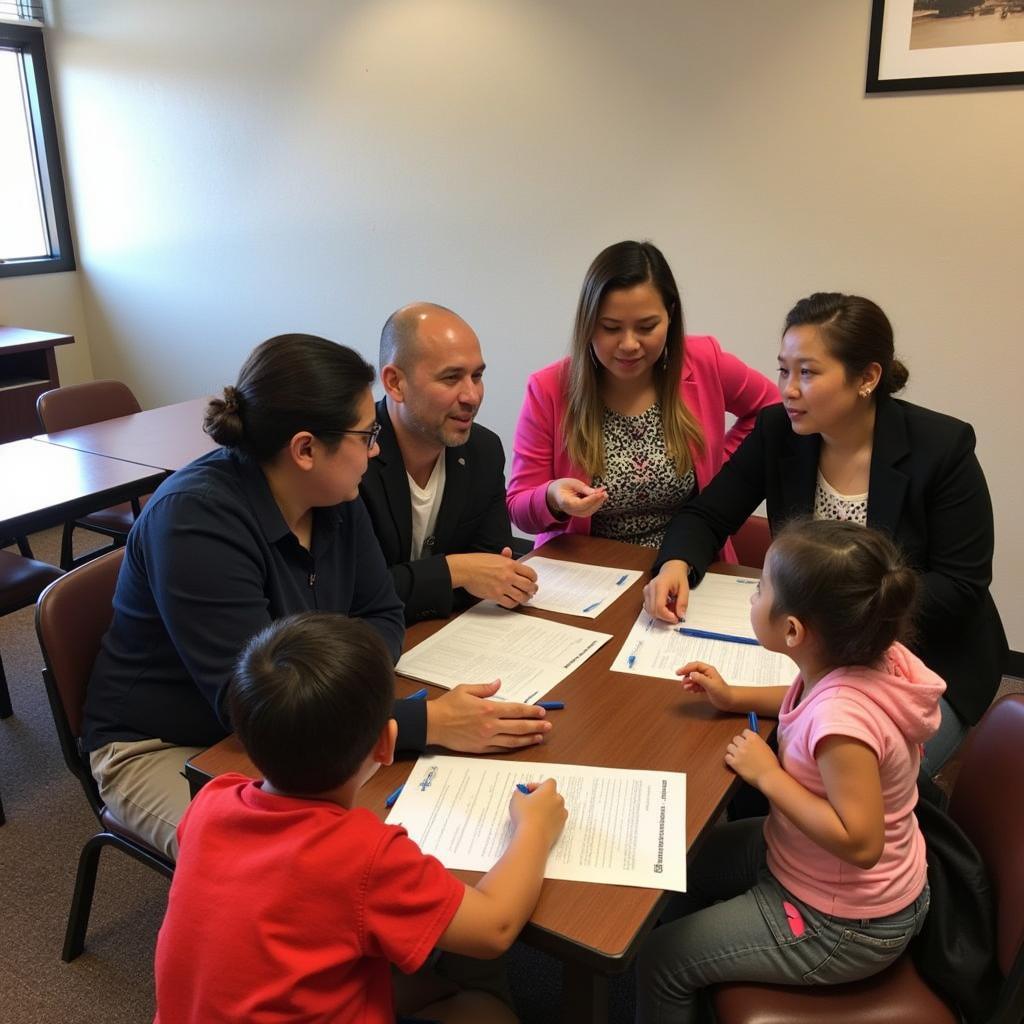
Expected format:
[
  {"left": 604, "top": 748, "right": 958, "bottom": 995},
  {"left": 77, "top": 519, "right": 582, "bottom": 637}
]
[{"left": 507, "top": 240, "right": 779, "bottom": 550}]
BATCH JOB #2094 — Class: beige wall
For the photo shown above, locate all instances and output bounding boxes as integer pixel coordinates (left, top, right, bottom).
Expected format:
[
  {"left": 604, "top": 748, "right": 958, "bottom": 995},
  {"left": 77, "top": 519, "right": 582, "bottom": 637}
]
[
  {"left": 0, "top": 272, "right": 95, "bottom": 388},
  {"left": 44, "top": 0, "right": 1024, "bottom": 648}
]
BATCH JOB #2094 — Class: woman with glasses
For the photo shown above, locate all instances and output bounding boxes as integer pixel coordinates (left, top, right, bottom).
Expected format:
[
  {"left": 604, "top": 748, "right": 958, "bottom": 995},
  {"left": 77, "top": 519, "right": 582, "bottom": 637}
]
[{"left": 83, "top": 334, "right": 407, "bottom": 859}]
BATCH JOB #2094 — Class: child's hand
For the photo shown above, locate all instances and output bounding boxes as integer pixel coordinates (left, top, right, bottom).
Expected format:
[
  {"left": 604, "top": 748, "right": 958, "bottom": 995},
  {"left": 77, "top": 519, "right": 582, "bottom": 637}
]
[
  {"left": 676, "top": 661, "right": 735, "bottom": 711},
  {"left": 725, "top": 730, "right": 780, "bottom": 789},
  {"left": 510, "top": 779, "right": 567, "bottom": 848}
]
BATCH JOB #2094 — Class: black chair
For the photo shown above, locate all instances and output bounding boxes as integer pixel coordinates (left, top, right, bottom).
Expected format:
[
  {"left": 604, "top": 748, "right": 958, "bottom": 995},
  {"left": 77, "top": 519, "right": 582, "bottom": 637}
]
[
  {"left": 35, "top": 547, "right": 173, "bottom": 961},
  {"left": 36, "top": 380, "right": 150, "bottom": 570},
  {"left": 0, "top": 548, "right": 63, "bottom": 719}
]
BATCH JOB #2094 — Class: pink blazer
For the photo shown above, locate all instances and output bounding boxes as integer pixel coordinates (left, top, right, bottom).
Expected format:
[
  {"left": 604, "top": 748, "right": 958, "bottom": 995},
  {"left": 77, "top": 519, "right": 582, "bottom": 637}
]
[{"left": 506, "top": 335, "right": 781, "bottom": 549}]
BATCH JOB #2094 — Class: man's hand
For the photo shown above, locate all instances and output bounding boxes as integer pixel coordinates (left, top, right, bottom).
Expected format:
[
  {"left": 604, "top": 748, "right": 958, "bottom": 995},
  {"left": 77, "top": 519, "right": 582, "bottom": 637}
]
[
  {"left": 642, "top": 560, "right": 691, "bottom": 623},
  {"left": 676, "top": 661, "right": 736, "bottom": 711},
  {"left": 426, "top": 679, "right": 552, "bottom": 753},
  {"left": 446, "top": 549, "right": 538, "bottom": 608},
  {"left": 546, "top": 478, "right": 608, "bottom": 519}
]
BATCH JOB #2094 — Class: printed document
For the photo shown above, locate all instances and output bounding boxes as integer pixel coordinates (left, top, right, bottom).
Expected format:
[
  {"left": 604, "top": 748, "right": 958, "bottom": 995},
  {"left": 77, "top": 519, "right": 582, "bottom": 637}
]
[
  {"left": 522, "top": 556, "right": 644, "bottom": 618},
  {"left": 611, "top": 611, "right": 796, "bottom": 688},
  {"left": 387, "top": 755, "right": 686, "bottom": 891},
  {"left": 682, "top": 573, "right": 761, "bottom": 640},
  {"left": 396, "top": 604, "right": 612, "bottom": 704}
]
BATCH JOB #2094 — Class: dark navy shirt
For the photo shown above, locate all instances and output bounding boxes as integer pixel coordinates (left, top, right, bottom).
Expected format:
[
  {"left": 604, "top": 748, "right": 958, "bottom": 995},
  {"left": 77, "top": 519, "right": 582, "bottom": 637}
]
[{"left": 83, "top": 448, "right": 422, "bottom": 752}]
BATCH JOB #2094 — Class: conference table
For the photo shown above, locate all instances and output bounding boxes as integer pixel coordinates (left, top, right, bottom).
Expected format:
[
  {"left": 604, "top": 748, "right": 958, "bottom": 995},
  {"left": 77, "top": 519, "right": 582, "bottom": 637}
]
[
  {"left": 0, "top": 438, "right": 167, "bottom": 538},
  {"left": 186, "top": 534, "right": 774, "bottom": 1024},
  {"left": 34, "top": 395, "right": 216, "bottom": 472}
]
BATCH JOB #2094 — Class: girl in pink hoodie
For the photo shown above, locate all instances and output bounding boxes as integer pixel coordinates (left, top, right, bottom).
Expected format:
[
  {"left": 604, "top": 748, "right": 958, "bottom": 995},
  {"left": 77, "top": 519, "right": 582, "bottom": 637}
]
[{"left": 637, "top": 520, "right": 944, "bottom": 1023}]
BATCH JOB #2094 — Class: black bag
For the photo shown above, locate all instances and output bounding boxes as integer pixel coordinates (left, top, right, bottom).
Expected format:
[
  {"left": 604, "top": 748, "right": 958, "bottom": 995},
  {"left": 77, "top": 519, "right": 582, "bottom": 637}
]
[{"left": 911, "top": 771, "right": 1002, "bottom": 1023}]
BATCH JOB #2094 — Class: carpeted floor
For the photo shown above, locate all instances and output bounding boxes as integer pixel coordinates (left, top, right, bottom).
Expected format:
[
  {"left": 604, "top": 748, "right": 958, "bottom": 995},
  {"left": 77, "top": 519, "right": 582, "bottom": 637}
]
[{"left": 1, "top": 526, "right": 1020, "bottom": 1023}]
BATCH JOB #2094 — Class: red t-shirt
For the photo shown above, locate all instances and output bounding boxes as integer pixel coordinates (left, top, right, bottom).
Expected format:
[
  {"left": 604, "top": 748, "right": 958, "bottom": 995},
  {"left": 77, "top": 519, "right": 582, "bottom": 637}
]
[{"left": 154, "top": 774, "right": 465, "bottom": 1024}]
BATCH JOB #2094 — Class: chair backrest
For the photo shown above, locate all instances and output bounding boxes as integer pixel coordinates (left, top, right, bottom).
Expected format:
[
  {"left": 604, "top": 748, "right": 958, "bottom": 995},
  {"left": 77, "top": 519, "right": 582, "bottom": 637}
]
[
  {"left": 731, "top": 514, "right": 771, "bottom": 570},
  {"left": 35, "top": 548, "right": 125, "bottom": 813},
  {"left": 949, "top": 694, "right": 1024, "bottom": 996},
  {"left": 36, "top": 379, "right": 142, "bottom": 433}
]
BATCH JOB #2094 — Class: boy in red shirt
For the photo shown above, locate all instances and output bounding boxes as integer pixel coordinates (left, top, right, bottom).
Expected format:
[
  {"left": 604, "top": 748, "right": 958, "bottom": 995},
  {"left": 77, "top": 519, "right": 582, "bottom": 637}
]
[{"left": 154, "top": 612, "right": 566, "bottom": 1024}]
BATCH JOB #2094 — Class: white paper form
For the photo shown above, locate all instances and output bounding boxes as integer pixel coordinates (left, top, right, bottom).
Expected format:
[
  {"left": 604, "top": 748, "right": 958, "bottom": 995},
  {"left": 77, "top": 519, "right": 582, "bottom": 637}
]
[
  {"left": 611, "top": 612, "right": 796, "bottom": 688},
  {"left": 521, "top": 556, "right": 644, "bottom": 618},
  {"left": 387, "top": 755, "right": 686, "bottom": 891},
  {"left": 682, "top": 574, "right": 761, "bottom": 640},
  {"left": 396, "top": 604, "right": 612, "bottom": 704}
]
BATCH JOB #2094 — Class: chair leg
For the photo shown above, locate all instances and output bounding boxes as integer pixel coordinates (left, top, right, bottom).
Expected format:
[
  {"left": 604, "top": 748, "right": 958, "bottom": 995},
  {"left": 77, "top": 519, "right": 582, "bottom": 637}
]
[
  {"left": 59, "top": 522, "right": 76, "bottom": 572},
  {"left": 15, "top": 535, "right": 35, "bottom": 558},
  {"left": 63, "top": 833, "right": 105, "bottom": 962},
  {"left": 0, "top": 652, "right": 12, "bottom": 719},
  {"left": 0, "top": 782, "right": 5, "bottom": 825}
]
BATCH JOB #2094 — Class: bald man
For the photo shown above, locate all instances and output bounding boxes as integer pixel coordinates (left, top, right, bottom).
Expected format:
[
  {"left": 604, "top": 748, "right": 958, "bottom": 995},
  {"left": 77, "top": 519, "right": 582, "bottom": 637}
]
[
  {"left": 361, "top": 304, "right": 549, "bottom": 757},
  {"left": 361, "top": 302, "right": 539, "bottom": 625}
]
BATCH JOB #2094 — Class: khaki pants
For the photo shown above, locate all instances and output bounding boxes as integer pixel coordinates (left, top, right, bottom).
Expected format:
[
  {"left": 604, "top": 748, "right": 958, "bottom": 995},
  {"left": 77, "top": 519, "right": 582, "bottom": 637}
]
[{"left": 89, "top": 738, "right": 204, "bottom": 861}]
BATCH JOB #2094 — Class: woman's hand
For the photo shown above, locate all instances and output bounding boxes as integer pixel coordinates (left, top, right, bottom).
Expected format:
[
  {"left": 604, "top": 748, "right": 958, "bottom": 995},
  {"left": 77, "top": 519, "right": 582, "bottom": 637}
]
[
  {"left": 676, "top": 661, "right": 736, "bottom": 711},
  {"left": 725, "top": 730, "right": 780, "bottom": 789},
  {"left": 546, "top": 478, "right": 608, "bottom": 519},
  {"left": 643, "top": 560, "right": 690, "bottom": 623}
]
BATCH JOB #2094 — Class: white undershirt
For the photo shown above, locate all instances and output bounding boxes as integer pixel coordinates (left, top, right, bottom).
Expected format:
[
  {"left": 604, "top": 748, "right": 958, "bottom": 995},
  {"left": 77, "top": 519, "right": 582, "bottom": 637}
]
[{"left": 408, "top": 454, "right": 446, "bottom": 560}]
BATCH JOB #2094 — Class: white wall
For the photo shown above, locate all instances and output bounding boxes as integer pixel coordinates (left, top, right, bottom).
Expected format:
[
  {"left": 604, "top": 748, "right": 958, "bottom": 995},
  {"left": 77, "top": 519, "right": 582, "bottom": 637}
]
[{"left": 45, "top": 0, "right": 1024, "bottom": 648}]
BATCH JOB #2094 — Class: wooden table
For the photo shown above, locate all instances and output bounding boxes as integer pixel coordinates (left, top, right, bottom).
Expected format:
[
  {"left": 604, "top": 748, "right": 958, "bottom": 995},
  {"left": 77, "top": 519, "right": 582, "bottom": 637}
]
[
  {"left": 0, "top": 438, "right": 168, "bottom": 537},
  {"left": 186, "top": 535, "right": 772, "bottom": 1023},
  {"left": 0, "top": 326, "right": 75, "bottom": 444},
  {"left": 34, "top": 396, "right": 216, "bottom": 472}
]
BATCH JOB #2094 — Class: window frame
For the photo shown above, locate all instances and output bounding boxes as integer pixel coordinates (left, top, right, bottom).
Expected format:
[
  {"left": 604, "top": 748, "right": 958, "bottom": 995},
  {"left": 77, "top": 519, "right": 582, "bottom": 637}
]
[{"left": 0, "top": 20, "right": 75, "bottom": 277}]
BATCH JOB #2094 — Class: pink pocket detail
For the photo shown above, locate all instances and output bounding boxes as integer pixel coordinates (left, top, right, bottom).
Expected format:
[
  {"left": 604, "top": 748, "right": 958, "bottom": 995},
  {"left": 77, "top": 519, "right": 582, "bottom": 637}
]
[{"left": 782, "top": 900, "right": 805, "bottom": 937}]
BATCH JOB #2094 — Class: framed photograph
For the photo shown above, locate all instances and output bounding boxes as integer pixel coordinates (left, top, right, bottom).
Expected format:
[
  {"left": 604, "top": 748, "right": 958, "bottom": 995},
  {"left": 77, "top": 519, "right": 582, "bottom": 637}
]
[{"left": 867, "top": 0, "right": 1024, "bottom": 92}]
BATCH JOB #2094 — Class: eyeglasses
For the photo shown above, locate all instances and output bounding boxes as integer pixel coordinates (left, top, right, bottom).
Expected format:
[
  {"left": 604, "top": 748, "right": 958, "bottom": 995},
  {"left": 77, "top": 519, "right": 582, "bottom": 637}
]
[{"left": 337, "top": 422, "right": 381, "bottom": 450}]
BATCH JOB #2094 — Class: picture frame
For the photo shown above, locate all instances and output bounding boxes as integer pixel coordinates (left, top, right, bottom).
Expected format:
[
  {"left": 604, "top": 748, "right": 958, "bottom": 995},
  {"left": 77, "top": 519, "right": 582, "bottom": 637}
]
[{"left": 866, "top": 0, "right": 1024, "bottom": 92}]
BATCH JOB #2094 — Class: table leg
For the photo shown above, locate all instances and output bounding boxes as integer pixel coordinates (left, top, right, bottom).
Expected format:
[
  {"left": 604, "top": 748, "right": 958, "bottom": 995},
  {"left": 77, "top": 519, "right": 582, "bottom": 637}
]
[{"left": 560, "top": 962, "right": 609, "bottom": 1024}]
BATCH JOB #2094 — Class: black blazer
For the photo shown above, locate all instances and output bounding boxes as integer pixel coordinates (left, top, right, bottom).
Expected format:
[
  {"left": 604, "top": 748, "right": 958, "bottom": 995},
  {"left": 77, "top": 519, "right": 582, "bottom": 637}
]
[
  {"left": 656, "top": 398, "right": 1007, "bottom": 725},
  {"left": 360, "top": 399, "right": 514, "bottom": 624}
]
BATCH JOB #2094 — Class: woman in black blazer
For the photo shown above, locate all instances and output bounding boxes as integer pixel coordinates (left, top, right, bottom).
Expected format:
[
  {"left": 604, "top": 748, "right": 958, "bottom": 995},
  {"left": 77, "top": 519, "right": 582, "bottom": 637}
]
[{"left": 645, "top": 293, "right": 1007, "bottom": 772}]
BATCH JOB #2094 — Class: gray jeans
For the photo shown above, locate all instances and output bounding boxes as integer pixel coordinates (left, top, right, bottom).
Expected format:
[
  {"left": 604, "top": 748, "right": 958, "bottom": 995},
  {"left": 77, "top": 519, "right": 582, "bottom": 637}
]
[{"left": 636, "top": 819, "right": 930, "bottom": 1024}]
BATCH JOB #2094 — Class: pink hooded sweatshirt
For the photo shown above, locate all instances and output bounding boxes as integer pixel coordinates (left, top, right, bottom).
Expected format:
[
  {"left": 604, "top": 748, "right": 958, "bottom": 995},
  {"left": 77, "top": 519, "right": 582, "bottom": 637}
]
[{"left": 764, "top": 642, "right": 946, "bottom": 919}]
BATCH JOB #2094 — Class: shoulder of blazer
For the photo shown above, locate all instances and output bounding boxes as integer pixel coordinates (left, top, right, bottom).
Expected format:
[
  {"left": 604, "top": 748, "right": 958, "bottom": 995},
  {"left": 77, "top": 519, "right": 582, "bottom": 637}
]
[{"left": 874, "top": 398, "right": 975, "bottom": 467}]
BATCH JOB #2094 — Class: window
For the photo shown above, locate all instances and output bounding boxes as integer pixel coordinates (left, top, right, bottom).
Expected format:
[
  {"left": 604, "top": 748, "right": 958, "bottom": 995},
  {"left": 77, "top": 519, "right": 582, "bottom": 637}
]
[{"left": 0, "top": 17, "right": 75, "bottom": 277}]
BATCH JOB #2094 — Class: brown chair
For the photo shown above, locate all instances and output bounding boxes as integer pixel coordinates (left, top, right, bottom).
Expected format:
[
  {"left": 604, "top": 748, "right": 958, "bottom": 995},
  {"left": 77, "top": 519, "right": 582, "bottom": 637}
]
[
  {"left": 1, "top": 548, "right": 63, "bottom": 719},
  {"left": 36, "top": 380, "right": 149, "bottom": 570},
  {"left": 35, "top": 547, "right": 173, "bottom": 961},
  {"left": 711, "top": 694, "right": 1024, "bottom": 1024},
  {"left": 731, "top": 514, "right": 771, "bottom": 570}
]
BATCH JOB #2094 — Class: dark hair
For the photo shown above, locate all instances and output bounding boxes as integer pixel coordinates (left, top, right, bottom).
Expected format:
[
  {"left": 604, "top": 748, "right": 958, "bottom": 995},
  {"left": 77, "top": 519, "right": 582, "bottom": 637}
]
[
  {"left": 227, "top": 612, "right": 395, "bottom": 794},
  {"left": 783, "top": 293, "right": 909, "bottom": 396},
  {"left": 767, "top": 519, "right": 918, "bottom": 668},
  {"left": 565, "top": 240, "right": 703, "bottom": 477},
  {"left": 204, "top": 334, "right": 375, "bottom": 461}
]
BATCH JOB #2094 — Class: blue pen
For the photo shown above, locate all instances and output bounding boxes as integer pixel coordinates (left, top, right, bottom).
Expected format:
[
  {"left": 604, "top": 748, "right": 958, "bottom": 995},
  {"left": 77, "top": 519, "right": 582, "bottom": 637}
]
[
  {"left": 537, "top": 701, "right": 564, "bottom": 710},
  {"left": 748, "top": 711, "right": 759, "bottom": 733},
  {"left": 615, "top": 574, "right": 629, "bottom": 586},
  {"left": 516, "top": 783, "right": 532, "bottom": 795},
  {"left": 406, "top": 688, "right": 428, "bottom": 700},
  {"left": 384, "top": 783, "right": 404, "bottom": 808},
  {"left": 676, "top": 626, "right": 759, "bottom": 646},
  {"left": 626, "top": 654, "right": 637, "bottom": 668},
  {"left": 582, "top": 600, "right": 602, "bottom": 613}
]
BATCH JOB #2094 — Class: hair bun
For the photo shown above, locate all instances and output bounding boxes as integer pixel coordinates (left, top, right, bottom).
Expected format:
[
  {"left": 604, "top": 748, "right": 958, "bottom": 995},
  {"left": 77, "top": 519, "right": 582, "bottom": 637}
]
[
  {"left": 203, "top": 386, "right": 245, "bottom": 448},
  {"left": 884, "top": 358, "right": 910, "bottom": 395}
]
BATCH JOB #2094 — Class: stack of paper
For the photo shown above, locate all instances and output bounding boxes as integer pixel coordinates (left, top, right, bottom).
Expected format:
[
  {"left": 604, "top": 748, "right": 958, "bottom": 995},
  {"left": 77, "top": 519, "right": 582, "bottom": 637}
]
[
  {"left": 387, "top": 755, "right": 687, "bottom": 891},
  {"left": 521, "top": 556, "right": 643, "bottom": 618},
  {"left": 396, "top": 603, "right": 612, "bottom": 705}
]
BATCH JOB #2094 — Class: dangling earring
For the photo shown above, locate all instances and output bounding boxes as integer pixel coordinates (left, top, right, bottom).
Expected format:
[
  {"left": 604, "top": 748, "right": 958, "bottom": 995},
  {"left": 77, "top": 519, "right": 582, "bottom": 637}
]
[
  {"left": 661, "top": 346, "right": 670, "bottom": 369},
  {"left": 589, "top": 345, "right": 600, "bottom": 369}
]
